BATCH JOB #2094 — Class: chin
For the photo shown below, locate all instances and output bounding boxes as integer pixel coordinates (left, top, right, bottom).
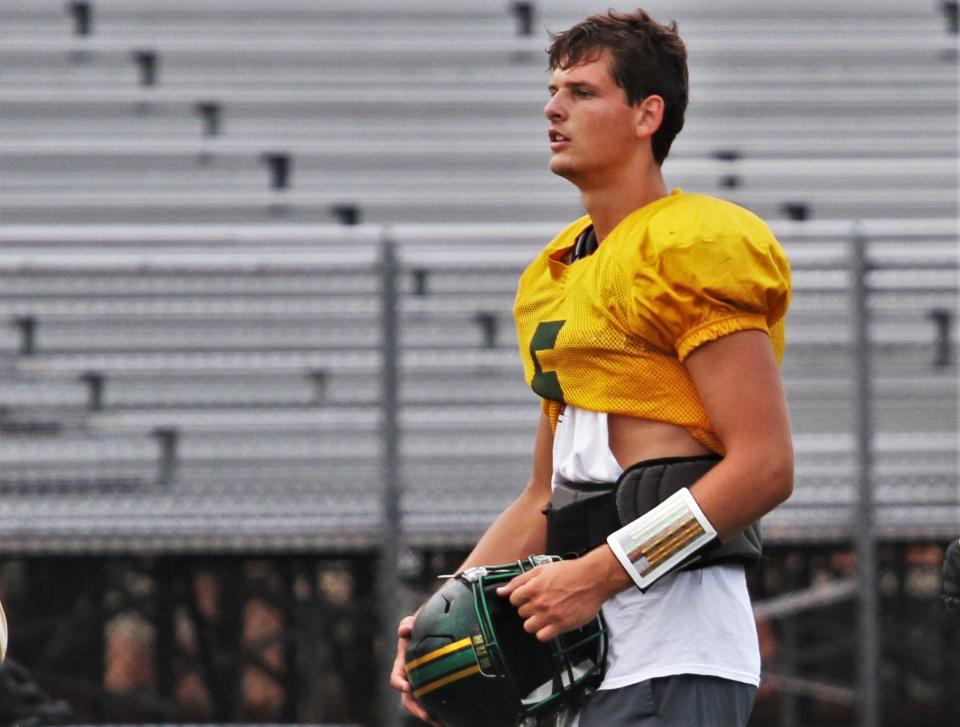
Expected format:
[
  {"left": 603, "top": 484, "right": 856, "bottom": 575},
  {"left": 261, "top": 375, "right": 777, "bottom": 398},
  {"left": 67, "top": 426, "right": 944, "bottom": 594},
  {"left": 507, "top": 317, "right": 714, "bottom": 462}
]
[{"left": 549, "top": 157, "right": 580, "bottom": 182}]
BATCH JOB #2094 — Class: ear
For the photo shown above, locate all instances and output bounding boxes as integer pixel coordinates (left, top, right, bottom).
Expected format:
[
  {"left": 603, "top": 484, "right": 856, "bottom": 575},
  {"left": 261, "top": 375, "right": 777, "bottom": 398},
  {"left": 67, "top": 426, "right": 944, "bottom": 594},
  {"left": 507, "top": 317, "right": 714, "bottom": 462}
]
[{"left": 635, "top": 95, "right": 665, "bottom": 140}]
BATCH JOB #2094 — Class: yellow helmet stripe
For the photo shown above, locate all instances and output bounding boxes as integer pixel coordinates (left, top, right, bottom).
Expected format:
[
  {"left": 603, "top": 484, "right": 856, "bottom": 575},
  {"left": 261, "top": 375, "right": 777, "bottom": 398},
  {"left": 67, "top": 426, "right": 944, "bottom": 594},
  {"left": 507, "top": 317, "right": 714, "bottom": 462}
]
[
  {"left": 405, "top": 636, "right": 473, "bottom": 671},
  {"left": 412, "top": 664, "right": 482, "bottom": 699}
]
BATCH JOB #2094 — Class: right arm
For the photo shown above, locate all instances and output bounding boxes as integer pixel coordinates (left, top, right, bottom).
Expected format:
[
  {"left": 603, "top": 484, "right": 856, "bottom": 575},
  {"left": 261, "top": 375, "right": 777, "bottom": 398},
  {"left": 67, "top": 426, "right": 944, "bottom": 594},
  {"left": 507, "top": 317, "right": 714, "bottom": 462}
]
[
  {"left": 390, "top": 411, "right": 554, "bottom": 723},
  {"left": 456, "top": 411, "right": 554, "bottom": 570}
]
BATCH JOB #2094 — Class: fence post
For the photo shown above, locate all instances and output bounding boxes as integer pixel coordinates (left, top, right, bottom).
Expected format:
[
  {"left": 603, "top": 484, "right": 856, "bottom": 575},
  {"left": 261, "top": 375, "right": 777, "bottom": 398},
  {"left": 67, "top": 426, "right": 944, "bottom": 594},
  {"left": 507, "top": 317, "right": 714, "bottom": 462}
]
[
  {"left": 852, "top": 229, "right": 880, "bottom": 727},
  {"left": 379, "top": 235, "right": 403, "bottom": 727}
]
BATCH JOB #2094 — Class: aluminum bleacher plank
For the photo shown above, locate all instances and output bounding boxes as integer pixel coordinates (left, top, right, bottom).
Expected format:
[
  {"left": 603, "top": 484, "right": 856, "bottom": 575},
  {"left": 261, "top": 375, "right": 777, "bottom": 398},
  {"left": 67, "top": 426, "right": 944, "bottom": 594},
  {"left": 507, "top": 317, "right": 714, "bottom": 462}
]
[{"left": 0, "top": 189, "right": 954, "bottom": 224}]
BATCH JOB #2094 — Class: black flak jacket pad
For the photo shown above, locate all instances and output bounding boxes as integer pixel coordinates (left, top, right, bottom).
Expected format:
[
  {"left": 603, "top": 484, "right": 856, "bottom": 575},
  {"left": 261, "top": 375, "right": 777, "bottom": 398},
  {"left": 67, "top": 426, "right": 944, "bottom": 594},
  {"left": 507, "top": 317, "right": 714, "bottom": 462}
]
[
  {"left": 544, "top": 489, "right": 619, "bottom": 560},
  {"left": 615, "top": 454, "right": 721, "bottom": 522},
  {"left": 614, "top": 454, "right": 763, "bottom": 568}
]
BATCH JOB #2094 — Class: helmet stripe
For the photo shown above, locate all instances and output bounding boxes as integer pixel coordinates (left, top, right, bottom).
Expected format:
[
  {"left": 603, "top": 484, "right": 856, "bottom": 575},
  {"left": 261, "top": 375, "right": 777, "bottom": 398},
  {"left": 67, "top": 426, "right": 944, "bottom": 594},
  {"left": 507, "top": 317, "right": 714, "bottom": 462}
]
[
  {"left": 407, "top": 643, "right": 478, "bottom": 688},
  {"left": 413, "top": 665, "right": 482, "bottom": 699},
  {"left": 405, "top": 636, "right": 473, "bottom": 671}
]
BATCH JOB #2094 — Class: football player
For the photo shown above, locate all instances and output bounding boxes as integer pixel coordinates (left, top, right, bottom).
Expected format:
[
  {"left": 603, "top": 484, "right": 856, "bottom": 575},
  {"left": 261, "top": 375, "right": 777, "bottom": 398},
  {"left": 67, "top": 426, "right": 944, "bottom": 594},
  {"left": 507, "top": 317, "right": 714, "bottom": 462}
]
[{"left": 392, "top": 9, "right": 793, "bottom": 726}]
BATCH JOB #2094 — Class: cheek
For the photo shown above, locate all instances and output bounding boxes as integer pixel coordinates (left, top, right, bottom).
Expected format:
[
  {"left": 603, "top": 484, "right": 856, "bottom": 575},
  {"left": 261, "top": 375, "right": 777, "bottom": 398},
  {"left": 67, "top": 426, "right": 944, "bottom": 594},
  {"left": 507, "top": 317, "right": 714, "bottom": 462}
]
[{"left": 587, "top": 111, "right": 636, "bottom": 153}]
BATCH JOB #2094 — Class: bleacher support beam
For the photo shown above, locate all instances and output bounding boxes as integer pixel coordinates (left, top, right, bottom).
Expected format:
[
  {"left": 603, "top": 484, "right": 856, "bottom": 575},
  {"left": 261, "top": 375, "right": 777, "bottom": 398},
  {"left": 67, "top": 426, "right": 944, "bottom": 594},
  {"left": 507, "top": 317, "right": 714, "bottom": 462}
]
[
  {"left": 80, "top": 371, "right": 105, "bottom": 411},
  {"left": 782, "top": 202, "right": 810, "bottom": 221},
  {"left": 195, "top": 101, "right": 222, "bottom": 137},
  {"left": 13, "top": 316, "right": 37, "bottom": 356},
  {"left": 153, "top": 427, "right": 179, "bottom": 488},
  {"left": 68, "top": 1, "right": 92, "bottom": 37},
  {"left": 331, "top": 204, "right": 360, "bottom": 226},
  {"left": 411, "top": 268, "right": 429, "bottom": 296},
  {"left": 132, "top": 50, "right": 159, "bottom": 87},
  {"left": 473, "top": 311, "right": 499, "bottom": 349},
  {"left": 262, "top": 153, "right": 292, "bottom": 190},
  {"left": 928, "top": 308, "right": 954, "bottom": 367},
  {"left": 511, "top": 1, "right": 536, "bottom": 37},
  {"left": 308, "top": 370, "right": 329, "bottom": 405},
  {"left": 944, "top": 1, "right": 959, "bottom": 34}
]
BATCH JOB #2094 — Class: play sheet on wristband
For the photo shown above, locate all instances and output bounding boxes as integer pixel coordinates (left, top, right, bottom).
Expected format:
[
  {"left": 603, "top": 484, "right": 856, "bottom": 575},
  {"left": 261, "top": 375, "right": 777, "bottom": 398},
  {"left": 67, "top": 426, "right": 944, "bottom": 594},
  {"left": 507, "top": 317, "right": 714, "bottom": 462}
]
[{"left": 606, "top": 487, "right": 717, "bottom": 592}]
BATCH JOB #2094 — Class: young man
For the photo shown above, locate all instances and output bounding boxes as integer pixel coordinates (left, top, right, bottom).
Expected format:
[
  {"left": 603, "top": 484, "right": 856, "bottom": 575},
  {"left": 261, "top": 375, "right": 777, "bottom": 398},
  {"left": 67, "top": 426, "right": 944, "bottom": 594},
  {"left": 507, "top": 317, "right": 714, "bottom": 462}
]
[{"left": 391, "top": 9, "right": 793, "bottom": 726}]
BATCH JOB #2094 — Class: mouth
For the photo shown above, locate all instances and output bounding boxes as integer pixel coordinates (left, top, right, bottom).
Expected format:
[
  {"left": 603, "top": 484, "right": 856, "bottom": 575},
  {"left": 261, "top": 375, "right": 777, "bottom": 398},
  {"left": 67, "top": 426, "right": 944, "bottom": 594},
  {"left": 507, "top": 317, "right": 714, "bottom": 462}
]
[{"left": 549, "top": 129, "right": 570, "bottom": 151}]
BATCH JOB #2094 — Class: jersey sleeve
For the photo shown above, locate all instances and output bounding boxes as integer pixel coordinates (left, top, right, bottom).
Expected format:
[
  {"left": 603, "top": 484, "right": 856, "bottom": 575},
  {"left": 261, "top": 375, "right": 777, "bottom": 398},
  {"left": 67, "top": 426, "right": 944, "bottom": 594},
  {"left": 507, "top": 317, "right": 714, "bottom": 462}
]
[{"left": 629, "top": 212, "right": 791, "bottom": 362}]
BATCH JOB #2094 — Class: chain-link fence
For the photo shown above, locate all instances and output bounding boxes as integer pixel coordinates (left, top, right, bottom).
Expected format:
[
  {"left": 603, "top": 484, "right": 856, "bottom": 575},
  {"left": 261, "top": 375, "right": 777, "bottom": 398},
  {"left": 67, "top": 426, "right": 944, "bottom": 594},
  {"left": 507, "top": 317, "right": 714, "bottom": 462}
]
[{"left": 0, "top": 221, "right": 957, "bottom": 724}]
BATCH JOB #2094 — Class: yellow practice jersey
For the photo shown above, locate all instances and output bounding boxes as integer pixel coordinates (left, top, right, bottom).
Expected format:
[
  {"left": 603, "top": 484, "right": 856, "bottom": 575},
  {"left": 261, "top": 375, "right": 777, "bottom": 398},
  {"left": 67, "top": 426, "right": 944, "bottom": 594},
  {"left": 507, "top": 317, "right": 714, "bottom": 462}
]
[{"left": 513, "top": 189, "right": 791, "bottom": 453}]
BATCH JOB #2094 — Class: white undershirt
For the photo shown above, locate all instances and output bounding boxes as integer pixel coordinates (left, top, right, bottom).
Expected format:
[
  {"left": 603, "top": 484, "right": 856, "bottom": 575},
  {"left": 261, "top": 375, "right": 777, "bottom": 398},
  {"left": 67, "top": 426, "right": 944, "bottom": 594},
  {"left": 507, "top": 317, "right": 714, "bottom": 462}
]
[{"left": 552, "top": 406, "right": 761, "bottom": 690}]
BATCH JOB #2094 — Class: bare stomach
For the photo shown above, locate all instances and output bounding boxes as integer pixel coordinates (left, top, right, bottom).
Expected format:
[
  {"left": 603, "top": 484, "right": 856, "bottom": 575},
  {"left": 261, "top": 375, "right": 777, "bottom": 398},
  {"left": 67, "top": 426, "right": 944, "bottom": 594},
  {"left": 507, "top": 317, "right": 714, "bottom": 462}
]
[{"left": 608, "top": 413, "right": 712, "bottom": 469}]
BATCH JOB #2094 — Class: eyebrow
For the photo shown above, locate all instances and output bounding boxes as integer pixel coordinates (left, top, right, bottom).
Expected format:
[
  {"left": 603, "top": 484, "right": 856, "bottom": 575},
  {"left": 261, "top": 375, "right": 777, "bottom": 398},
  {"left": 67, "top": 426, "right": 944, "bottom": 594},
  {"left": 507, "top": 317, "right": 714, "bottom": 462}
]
[{"left": 548, "top": 80, "right": 597, "bottom": 92}]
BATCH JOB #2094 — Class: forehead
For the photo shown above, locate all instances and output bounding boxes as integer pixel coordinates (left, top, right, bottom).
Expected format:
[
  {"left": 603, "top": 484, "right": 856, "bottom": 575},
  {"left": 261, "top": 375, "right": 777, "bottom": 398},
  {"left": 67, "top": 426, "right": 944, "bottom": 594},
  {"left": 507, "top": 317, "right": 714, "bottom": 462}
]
[{"left": 549, "top": 51, "right": 614, "bottom": 86}]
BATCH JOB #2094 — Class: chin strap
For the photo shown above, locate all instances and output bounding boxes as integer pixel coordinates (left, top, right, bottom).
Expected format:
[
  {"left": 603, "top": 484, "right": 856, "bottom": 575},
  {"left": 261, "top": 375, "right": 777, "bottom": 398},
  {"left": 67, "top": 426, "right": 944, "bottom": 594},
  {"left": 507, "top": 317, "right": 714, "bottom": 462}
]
[{"left": 606, "top": 487, "right": 717, "bottom": 592}]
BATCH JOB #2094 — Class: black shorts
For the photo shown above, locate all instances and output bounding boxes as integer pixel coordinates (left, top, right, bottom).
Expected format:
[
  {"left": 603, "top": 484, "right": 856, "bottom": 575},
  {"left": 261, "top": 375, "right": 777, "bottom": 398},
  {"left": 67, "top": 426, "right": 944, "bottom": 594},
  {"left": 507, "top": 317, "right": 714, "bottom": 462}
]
[{"left": 560, "top": 674, "right": 756, "bottom": 727}]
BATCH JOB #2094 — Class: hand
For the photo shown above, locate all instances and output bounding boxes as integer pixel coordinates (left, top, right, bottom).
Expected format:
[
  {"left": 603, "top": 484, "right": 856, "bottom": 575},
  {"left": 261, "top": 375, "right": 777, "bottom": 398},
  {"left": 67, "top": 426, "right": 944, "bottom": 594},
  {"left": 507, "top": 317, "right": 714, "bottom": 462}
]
[
  {"left": 389, "top": 613, "right": 439, "bottom": 726},
  {"left": 496, "top": 555, "right": 615, "bottom": 642}
]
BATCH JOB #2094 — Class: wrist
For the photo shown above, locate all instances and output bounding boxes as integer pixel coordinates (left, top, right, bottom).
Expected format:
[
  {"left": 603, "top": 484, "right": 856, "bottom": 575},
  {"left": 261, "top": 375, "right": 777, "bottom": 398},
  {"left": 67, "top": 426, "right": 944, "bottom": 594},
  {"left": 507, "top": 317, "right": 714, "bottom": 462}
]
[{"left": 583, "top": 545, "right": 633, "bottom": 600}]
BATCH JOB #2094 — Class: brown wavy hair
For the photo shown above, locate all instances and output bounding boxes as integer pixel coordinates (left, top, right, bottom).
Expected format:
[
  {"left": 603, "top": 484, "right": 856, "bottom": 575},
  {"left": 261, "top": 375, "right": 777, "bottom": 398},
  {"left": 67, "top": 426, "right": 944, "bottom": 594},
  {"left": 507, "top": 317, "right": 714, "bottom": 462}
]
[{"left": 548, "top": 9, "right": 688, "bottom": 165}]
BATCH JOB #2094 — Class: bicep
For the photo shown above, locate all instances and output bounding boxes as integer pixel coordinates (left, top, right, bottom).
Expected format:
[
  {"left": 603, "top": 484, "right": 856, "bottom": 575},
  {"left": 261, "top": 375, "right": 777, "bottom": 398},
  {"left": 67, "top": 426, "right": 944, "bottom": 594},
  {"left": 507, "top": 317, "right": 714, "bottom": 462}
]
[
  {"left": 683, "top": 329, "right": 793, "bottom": 537},
  {"left": 684, "top": 329, "right": 791, "bottom": 455}
]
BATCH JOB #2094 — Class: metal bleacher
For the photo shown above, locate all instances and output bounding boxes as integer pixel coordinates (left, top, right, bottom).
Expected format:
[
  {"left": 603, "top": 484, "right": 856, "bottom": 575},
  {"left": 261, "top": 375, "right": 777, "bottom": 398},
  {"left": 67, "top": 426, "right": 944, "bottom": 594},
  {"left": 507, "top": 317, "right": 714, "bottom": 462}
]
[{"left": 0, "top": 1, "right": 957, "bottom": 555}]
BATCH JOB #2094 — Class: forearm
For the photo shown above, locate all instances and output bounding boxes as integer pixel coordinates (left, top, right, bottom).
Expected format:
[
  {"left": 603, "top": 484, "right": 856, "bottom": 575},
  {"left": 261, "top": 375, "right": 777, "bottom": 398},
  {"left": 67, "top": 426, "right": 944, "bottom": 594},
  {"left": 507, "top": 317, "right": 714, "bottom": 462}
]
[
  {"left": 457, "top": 483, "right": 550, "bottom": 572},
  {"left": 689, "top": 444, "right": 793, "bottom": 542}
]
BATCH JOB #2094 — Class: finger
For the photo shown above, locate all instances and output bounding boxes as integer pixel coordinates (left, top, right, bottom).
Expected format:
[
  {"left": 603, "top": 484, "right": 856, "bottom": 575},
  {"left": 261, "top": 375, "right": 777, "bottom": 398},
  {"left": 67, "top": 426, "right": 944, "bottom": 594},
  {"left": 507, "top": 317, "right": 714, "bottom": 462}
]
[
  {"left": 507, "top": 578, "right": 538, "bottom": 607},
  {"left": 389, "top": 652, "right": 411, "bottom": 692},
  {"left": 496, "top": 569, "right": 533, "bottom": 597},
  {"left": 536, "top": 624, "right": 560, "bottom": 642},
  {"left": 392, "top": 612, "right": 425, "bottom": 695},
  {"left": 522, "top": 612, "right": 547, "bottom": 636},
  {"left": 500, "top": 571, "right": 539, "bottom": 606},
  {"left": 401, "top": 691, "right": 436, "bottom": 724},
  {"left": 390, "top": 657, "right": 411, "bottom": 692}
]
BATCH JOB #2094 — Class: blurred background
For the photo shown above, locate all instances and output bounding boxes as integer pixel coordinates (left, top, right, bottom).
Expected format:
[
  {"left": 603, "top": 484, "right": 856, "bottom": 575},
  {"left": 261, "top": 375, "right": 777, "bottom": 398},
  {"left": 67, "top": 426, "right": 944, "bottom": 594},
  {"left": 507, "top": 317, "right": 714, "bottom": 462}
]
[{"left": 0, "top": 1, "right": 957, "bottom": 725}]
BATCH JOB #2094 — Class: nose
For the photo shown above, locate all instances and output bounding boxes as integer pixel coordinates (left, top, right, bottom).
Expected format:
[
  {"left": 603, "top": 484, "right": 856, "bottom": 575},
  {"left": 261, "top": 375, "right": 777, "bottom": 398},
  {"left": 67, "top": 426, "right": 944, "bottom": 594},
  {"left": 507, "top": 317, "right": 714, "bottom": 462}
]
[{"left": 544, "top": 92, "right": 565, "bottom": 122}]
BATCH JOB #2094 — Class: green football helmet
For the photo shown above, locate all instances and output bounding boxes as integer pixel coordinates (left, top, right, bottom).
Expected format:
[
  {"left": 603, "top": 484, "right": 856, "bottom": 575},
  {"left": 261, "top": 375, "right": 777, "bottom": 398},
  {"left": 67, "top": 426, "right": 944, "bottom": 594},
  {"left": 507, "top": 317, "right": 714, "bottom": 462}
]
[{"left": 404, "top": 555, "right": 607, "bottom": 727}]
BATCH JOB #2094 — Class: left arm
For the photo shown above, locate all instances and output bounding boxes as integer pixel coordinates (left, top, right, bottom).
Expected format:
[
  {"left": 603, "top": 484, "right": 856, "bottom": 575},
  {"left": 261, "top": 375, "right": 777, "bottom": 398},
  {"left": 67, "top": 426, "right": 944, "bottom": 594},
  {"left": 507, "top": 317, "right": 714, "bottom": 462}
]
[
  {"left": 683, "top": 328, "right": 793, "bottom": 540},
  {"left": 499, "top": 329, "right": 793, "bottom": 640}
]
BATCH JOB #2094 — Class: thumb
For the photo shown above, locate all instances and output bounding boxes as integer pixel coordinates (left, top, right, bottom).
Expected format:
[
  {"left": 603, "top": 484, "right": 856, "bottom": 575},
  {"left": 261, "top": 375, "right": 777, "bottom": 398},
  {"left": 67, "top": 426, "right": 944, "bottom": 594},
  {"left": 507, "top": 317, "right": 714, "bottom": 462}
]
[{"left": 397, "top": 614, "right": 417, "bottom": 637}]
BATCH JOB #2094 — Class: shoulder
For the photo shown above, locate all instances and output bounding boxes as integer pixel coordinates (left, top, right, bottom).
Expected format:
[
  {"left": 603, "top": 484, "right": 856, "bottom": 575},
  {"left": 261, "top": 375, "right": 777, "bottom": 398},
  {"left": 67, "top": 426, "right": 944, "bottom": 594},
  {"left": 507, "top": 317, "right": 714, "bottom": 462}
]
[
  {"left": 613, "top": 194, "right": 789, "bottom": 286},
  {"left": 646, "top": 193, "right": 780, "bottom": 256},
  {"left": 619, "top": 194, "right": 791, "bottom": 331}
]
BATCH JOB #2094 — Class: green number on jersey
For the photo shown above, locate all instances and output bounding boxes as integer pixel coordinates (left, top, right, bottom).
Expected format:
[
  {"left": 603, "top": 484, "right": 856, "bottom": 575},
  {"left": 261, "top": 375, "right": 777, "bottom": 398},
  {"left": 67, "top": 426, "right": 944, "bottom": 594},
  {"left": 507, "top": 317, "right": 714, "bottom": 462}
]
[{"left": 530, "top": 320, "right": 565, "bottom": 403}]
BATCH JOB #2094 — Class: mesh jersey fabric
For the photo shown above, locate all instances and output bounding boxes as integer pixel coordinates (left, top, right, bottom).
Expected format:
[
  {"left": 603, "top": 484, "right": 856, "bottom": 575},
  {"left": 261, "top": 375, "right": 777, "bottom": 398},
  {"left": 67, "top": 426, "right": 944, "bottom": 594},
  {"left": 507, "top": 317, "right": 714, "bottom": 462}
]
[{"left": 513, "top": 189, "right": 791, "bottom": 453}]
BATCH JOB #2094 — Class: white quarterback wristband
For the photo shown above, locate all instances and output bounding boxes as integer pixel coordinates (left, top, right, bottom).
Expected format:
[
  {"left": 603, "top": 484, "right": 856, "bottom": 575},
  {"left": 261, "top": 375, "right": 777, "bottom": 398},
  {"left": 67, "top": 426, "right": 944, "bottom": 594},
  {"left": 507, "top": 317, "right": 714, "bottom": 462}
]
[{"left": 606, "top": 487, "right": 717, "bottom": 591}]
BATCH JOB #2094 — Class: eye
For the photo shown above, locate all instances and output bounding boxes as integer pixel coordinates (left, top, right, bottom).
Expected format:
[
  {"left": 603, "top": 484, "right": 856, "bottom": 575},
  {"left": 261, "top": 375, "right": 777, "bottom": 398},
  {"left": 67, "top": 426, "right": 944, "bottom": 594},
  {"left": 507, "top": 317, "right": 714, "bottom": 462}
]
[{"left": 573, "top": 88, "right": 593, "bottom": 98}]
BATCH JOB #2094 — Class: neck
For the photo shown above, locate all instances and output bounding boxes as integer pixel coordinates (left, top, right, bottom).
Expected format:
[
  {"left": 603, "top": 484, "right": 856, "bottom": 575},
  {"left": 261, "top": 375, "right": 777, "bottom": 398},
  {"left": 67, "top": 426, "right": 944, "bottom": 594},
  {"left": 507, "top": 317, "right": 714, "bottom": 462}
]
[{"left": 579, "top": 164, "right": 668, "bottom": 242}]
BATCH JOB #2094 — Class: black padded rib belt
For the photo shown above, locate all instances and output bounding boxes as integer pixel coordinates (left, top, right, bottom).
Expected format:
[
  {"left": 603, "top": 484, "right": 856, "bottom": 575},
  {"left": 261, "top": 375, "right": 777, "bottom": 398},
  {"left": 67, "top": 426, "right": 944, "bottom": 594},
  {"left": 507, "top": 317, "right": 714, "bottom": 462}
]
[{"left": 544, "top": 454, "right": 762, "bottom": 570}]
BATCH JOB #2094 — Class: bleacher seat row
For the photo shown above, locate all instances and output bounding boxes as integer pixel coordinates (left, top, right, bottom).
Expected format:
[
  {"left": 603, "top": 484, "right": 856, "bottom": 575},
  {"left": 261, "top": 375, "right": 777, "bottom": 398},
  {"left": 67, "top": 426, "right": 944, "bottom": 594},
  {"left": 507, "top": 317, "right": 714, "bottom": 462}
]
[
  {"left": 0, "top": 221, "right": 956, "bottom": 551},
  {"left": 0, "top": 1, "right": 956, "bottom": 552}
]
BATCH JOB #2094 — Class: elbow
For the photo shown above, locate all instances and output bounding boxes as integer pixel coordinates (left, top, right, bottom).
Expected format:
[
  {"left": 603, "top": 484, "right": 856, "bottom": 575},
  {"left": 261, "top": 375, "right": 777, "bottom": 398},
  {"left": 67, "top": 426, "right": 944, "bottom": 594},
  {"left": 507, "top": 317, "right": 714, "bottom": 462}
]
[
  {"left": 728, "top": 438, "right": 793, "bottom": 513},
  {"left": 766, "top": 444, "right": 794, "bottom": 508},
  {"left": 775, "top": 462, "right": 794, "bottom": 508}
]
